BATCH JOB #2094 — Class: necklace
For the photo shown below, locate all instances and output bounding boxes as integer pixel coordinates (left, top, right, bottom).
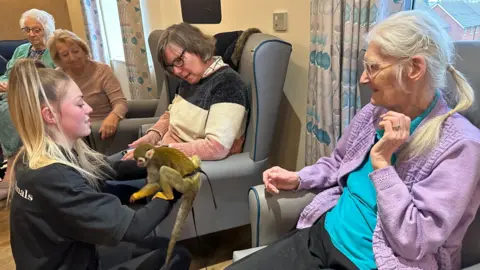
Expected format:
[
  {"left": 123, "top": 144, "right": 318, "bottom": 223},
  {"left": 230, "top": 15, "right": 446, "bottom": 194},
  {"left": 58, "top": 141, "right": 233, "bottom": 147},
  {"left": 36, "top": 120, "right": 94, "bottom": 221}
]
[{"left": 28, "top": 48, "right": 46, "bottom": 60}]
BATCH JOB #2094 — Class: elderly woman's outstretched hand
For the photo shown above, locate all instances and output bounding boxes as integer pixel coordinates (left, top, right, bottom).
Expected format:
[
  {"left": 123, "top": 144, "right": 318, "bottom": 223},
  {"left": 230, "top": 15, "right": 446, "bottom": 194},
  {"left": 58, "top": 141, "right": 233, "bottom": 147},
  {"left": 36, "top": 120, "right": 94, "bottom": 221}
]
[
  {"left": 121, "top": 132, "right": 161, "bottom": 160},
  {"left": 370, "top": 111, "right": 411, "bottom": 170},
  {"left": 263, "top": 166, "right": 300, "bottom": 194}
]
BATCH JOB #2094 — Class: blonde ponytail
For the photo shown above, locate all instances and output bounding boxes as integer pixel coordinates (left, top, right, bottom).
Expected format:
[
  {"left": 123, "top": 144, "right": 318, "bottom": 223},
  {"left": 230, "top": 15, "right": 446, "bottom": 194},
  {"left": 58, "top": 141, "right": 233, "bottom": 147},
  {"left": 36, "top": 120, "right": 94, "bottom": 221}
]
[
  {"left": 6, "top": 59, "right": 111, "bottom": 206},
  {"left": 447, "top": 65, "right": 475, "bottom": 114},
  {"left": 401, "top": 65, "right": 475, "bottom": 159}
]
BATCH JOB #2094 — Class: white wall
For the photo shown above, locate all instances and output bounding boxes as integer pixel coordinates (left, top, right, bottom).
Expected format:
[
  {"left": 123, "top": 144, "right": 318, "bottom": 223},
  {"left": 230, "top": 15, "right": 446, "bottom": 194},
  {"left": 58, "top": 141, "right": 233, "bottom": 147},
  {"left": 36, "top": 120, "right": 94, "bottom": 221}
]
[{"left": 66, "top": 0, "right": 87, "bottom": 41}]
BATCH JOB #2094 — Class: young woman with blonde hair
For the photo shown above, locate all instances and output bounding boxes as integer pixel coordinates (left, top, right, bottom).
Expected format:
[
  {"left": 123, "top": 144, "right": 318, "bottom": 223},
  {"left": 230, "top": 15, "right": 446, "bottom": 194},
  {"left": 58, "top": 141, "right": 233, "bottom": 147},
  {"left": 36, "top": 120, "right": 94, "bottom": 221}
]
[
  {"left": 7, "top": 59, "right": 190, "bottom": 269},
  {"left": 0, "top": 8, "right": 56, "bottom": 204}
]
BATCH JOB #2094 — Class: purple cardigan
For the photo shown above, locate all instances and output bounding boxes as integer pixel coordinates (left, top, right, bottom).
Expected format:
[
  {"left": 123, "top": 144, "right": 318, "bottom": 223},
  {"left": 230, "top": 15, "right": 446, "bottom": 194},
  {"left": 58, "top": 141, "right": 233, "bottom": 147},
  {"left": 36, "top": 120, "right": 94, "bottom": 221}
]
[{"left": 296, "top": 97, "right": 480, "bottom": 269}]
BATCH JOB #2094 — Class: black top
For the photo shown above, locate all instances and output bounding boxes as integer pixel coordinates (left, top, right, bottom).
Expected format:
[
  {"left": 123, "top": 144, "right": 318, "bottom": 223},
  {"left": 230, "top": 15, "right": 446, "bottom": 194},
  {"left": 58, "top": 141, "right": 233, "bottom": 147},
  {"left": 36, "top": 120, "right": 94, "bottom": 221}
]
[
  {"left": 178, "top": 66, "right": 249, "bottom": 111},
  {"left": 10, "top": 161, "right": 174, "bottom": 270}
]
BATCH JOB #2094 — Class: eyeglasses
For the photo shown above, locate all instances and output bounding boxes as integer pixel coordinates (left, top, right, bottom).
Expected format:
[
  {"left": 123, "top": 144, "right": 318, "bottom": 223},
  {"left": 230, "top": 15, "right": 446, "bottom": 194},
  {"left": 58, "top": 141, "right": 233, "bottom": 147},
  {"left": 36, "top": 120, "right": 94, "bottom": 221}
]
[
  {"left": 363, "top": 58, "right": 409, "bottom": 80},
  {"left": 21, "top": 27, "right": 43, "bottom": 35},
  {"left": 164, "top": 49, "right": 186, "bottom": 73},
  {"left": 363, "top": 61, "right": 397, "bottom": 80}
]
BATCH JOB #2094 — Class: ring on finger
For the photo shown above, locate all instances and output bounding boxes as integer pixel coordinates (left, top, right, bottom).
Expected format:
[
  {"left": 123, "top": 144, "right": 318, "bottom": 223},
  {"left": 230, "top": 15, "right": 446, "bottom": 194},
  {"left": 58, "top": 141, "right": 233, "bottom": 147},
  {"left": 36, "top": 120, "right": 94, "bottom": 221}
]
[{"left": 392, "top": 125, "right": 401, "bottom": 131}]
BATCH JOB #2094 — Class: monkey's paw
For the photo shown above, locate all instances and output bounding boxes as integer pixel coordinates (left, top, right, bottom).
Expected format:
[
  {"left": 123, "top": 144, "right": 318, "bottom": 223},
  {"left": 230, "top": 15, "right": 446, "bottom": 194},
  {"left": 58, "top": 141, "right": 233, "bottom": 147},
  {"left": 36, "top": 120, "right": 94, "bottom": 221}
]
[
  {"left": 153, "top": 192, "right": 174, "bottom": 201},
  {"left": 129, "top": 193, "right": 139, "bottom": 204}
]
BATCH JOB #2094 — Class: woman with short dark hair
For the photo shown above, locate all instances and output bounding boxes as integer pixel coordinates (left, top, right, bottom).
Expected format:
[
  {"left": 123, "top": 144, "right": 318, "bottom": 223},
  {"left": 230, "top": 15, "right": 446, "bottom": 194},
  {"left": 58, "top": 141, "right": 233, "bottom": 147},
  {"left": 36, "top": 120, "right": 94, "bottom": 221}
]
[
  {"left": 107, "top": 23, "right": 252, "bottom": 203},
  {"left": 121, "top": 22, "right": 250, "bottom": 162}
]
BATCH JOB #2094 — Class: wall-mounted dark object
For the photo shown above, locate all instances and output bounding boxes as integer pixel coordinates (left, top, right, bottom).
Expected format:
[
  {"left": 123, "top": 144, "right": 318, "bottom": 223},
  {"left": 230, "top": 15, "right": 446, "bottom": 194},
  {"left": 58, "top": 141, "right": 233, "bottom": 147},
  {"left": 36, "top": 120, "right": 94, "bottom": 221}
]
[{"left": 180, "top": 0, "right": 222, "bottom": 24}]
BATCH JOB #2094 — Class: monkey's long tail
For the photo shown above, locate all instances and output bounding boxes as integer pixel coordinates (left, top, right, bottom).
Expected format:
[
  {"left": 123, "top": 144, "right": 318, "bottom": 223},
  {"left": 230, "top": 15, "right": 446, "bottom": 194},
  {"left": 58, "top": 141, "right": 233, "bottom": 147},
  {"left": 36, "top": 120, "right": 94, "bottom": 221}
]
[
  {"left": 163, "top": 191, "right": 196, "bottom": 270},
  {"left": 198, "top": 169, "right": 217, "bottom": 209}
]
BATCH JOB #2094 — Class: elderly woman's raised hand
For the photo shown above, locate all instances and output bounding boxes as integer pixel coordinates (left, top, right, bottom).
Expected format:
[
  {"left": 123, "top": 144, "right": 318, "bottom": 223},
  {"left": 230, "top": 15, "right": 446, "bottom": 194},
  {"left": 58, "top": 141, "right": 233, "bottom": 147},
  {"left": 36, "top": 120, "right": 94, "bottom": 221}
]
[
  {"left": 0, "top": 82, "right": 8, "bottom": 92},
  {"left": 128, "top": 132, "right": 161, "bottom": 149},
  {"left": 263, "top": 166, "right": 300, "bottom": 194},
  {"left": 370, "top": 111, "right": 411, "bottom": 170}
]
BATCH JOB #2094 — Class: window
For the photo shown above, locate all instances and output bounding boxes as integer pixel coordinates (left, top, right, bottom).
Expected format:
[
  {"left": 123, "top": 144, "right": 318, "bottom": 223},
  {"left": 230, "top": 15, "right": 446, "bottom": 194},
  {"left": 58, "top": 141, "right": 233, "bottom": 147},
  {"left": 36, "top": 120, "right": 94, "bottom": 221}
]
[
  {"left": 413, "top": 0, "right": 480, "bottom": 40},
  {"left": 96, "top": 0, "right": 132, "bottom": 99},
  {"left": 99, "top": 0, "right": 124, "bottom": 62},
  {"left": 94, "top": 0, "right": 155, "bottom": 99}
]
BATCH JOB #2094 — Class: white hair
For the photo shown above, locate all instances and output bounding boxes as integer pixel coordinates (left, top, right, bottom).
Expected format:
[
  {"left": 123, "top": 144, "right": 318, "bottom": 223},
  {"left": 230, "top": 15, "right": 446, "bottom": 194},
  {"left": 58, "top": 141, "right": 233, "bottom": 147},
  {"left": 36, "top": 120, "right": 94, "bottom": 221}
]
[
  {"left": 19, "top": 9, "right": 56, "bottom": 43},
  {"left": 366, "top": 10, "right": 474, "bottom": 158}
]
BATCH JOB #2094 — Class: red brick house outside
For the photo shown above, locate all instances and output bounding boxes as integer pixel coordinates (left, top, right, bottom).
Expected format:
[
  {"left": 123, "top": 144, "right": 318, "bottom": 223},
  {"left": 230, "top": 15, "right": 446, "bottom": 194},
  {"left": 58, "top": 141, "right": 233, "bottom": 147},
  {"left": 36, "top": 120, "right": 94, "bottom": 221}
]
[{"left": 431, "top": 1, "right": 480, "bottom": 40}]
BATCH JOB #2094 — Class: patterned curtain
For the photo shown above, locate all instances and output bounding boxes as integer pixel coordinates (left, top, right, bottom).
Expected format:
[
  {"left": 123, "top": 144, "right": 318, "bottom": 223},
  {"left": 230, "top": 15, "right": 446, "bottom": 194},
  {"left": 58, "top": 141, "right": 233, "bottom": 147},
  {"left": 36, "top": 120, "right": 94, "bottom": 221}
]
[
  {"left": 117, "top": 0, "right": 155, "bottom": 99},
  {"left": 305, "top": 0, "right": 409, "bottom": 165},
  {"left": 80, "top": 0, "right": 106, "bottom": 63}
]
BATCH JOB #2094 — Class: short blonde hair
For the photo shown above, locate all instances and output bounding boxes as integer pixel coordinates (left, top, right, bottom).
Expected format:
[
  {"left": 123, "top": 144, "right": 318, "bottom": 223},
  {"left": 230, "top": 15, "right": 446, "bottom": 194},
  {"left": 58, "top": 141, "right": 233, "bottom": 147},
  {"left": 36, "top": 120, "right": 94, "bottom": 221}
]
[
  {"left": 157, "top": 23, "right": 216, "bottom": 71},
  {"left": 20, "top": 9, "right": 55, "bottom": 43},
  {"left": 47, "top": 29, "right": 91, "bottom": 67}
]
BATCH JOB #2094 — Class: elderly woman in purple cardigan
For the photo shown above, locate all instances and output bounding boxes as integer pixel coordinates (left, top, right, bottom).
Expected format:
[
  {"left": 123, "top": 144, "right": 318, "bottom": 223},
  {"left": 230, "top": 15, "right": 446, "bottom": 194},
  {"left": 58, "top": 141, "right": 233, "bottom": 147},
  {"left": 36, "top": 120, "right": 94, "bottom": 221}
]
[{"left": 227, "top": 10, "right": 480, "bottom": 270}]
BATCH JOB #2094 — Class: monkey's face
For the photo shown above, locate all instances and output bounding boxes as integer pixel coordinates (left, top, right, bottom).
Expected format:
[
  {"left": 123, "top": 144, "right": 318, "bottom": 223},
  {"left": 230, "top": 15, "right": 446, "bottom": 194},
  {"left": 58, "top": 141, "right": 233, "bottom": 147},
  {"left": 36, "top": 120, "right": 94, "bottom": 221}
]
[
  {"left": 133, "top": 143, "right": 154, "bottom": 167},
  {"left": 136, "top": 157, "right": 147, "bottom": 168}
]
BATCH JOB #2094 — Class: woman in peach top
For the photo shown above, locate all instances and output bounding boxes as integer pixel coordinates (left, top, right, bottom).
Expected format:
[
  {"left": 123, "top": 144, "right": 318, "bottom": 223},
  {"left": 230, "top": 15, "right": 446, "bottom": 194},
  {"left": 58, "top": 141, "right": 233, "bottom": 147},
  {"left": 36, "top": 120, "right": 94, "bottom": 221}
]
[{"left": 47, "top": 29, "right": 128, "bottom": 141}]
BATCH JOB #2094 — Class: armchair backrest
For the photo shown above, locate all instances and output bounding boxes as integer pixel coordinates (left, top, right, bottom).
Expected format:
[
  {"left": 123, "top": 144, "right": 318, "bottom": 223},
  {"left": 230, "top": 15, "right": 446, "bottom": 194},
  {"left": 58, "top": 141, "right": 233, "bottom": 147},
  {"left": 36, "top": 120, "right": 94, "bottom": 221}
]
[
  {"left": 450, "top": 41, "right": 480, "bottom": 268},
  {"left": 0, "top": 39, "right": 28, "bottom": 60},
  {"left": 0, "top": 39, "right": 28, "bottom": 75},
  {"left": 236, "top": 33, "right": 292, "bottom": 161},
  {"left": 147, "top": 30, "right": 169, "bottom": 116},
  {"left": 358, "top": 40, "right": 480, "bottom": 268},
  {"left": 148, "top": 29, "right": 292, "bottom": 162}
]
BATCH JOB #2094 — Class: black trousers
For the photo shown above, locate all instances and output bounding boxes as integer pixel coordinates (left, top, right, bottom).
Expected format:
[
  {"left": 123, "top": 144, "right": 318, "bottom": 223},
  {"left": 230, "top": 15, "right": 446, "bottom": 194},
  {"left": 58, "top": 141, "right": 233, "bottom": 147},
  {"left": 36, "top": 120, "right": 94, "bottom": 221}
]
[
  {"left": 226, "top": 215, "right": 358, "bottom": 270},
  {"left": 98, "top": 236, "right": 191, "bottom": 270}
]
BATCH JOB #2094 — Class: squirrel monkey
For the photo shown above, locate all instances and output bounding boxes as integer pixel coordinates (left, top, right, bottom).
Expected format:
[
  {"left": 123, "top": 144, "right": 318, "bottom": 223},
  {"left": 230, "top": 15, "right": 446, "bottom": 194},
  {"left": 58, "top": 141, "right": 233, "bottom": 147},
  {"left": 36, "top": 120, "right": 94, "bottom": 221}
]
[
  {"left": 129, "top": 143, "right": 200, "bottom": 202},
  {"left": 130, "top": 143, "right": 216, "bottom": 270}
]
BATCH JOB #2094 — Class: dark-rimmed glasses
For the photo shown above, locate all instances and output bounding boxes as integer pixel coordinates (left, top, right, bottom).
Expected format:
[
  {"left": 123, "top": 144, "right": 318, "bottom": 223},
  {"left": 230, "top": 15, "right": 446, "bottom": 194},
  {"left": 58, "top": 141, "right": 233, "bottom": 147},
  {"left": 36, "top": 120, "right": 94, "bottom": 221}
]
[{"left": 164, "top": 49, "right": 186, "bottom": 73}]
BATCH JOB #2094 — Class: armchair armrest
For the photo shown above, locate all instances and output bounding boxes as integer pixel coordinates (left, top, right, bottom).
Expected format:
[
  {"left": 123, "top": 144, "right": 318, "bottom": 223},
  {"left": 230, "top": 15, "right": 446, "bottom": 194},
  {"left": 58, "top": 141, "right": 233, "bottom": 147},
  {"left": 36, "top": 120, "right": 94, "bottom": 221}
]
[
  {"left": 125, "top": 99, "right": 160, "bottom": 119},
  {"left": 139, "top": 123, "right": 155, "bottom": 137},
  {"left": 88, "top": 117, "right": 159, "bottom": 155},
  {"left": 249, "top": 184, "right": 317, "bottom": 247}
]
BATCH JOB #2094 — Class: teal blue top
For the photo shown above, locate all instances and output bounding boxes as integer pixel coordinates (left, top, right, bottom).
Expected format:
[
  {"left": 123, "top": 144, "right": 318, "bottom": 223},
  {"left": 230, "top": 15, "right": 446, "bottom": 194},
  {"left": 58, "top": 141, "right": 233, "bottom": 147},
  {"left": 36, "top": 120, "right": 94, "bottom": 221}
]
[
  {"left": 0, "top": 43, "right": 55, "bottom": 83},
  {"left": 324, "top": 92, "right": 439, "bottom": 269}
]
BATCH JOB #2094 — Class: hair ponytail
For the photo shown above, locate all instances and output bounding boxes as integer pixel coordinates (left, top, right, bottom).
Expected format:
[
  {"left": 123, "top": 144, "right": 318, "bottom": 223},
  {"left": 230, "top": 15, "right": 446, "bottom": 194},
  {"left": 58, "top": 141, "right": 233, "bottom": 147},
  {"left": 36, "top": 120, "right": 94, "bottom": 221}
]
[
  {"left": 400, "top": 65, "right": 474, "bottom": 159},
  {"left": 446, "top": 65, "right": 474, "bottom": 114}
]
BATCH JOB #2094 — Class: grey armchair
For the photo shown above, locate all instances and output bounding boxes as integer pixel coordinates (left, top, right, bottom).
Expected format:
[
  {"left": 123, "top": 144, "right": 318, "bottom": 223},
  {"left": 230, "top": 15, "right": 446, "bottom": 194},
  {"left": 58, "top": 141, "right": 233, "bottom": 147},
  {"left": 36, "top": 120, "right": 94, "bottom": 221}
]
[
  {"left": 144, "top": 29, "right": 293, "bottom": 240},
  {"left": 233, "top": 41, "right": 480, "bottom": 269}
]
